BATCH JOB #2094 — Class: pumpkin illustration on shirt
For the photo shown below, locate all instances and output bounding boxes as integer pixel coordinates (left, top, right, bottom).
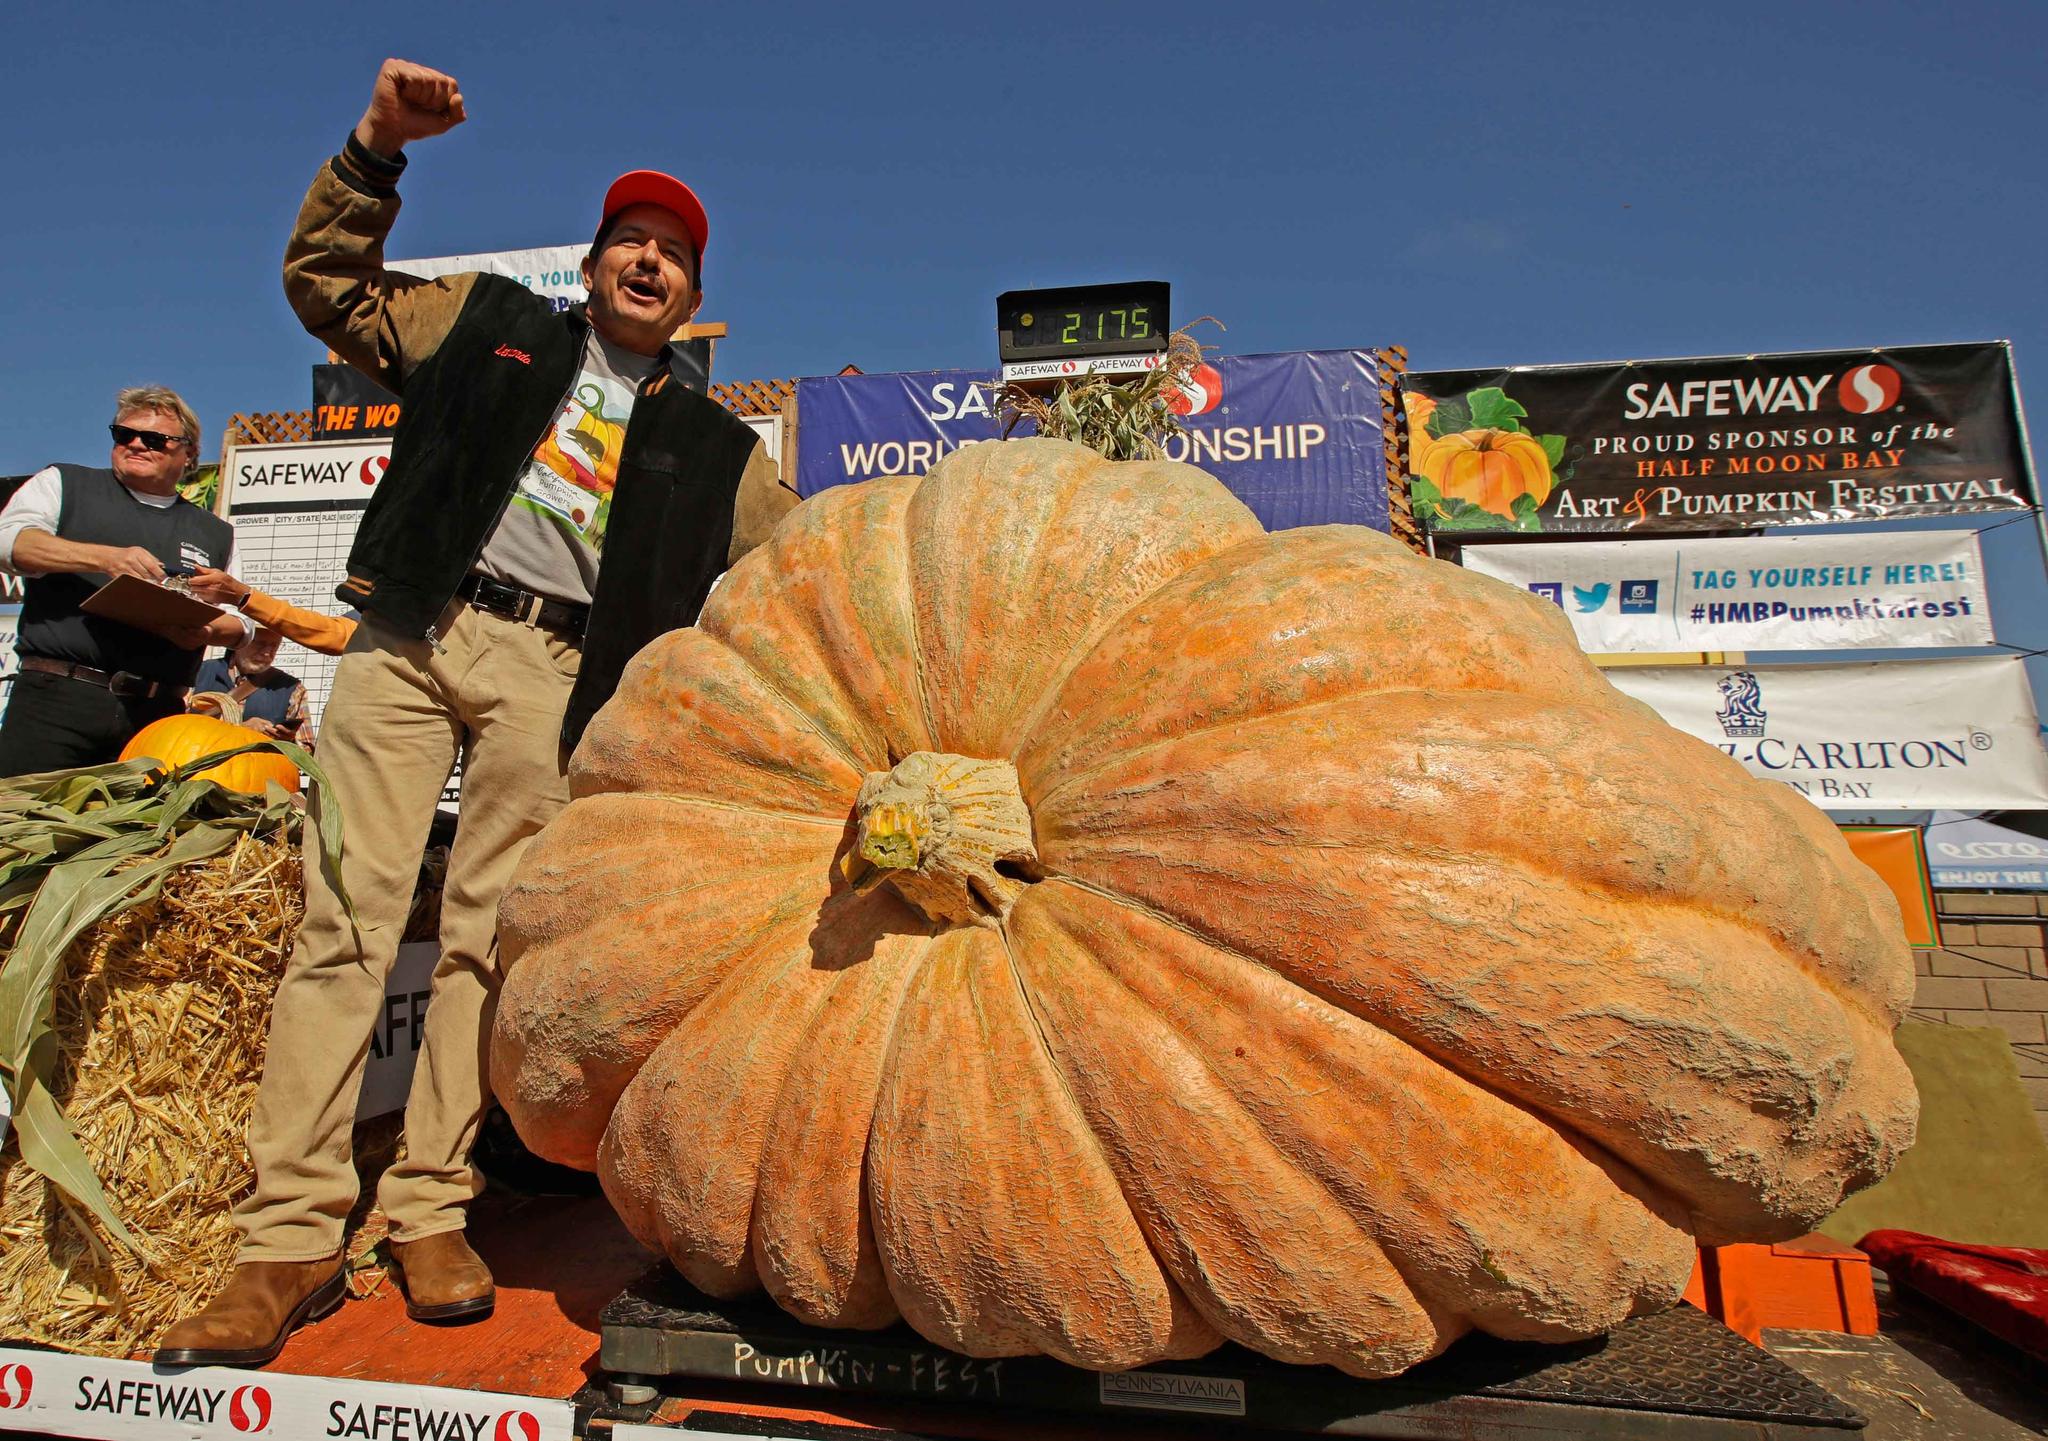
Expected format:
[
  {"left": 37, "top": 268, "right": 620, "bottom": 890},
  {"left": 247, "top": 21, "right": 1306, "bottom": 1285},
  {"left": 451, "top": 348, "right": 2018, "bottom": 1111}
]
[{"left": 519, "top": 380, "right": 634, "bottom": 552}]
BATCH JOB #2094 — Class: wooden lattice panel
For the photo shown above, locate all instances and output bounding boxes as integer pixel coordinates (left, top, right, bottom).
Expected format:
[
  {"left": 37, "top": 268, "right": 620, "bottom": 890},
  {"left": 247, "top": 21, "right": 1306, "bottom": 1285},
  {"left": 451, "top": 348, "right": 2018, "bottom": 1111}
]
[
  {"left": 709, "top": 378, "right": 795, "bottom": 418},
  {"left": 1376, "top": 346, "right": 1425, "bottom": 556},
  {"left": 226, "top": 411, "right": 318, "bottom": 447}
]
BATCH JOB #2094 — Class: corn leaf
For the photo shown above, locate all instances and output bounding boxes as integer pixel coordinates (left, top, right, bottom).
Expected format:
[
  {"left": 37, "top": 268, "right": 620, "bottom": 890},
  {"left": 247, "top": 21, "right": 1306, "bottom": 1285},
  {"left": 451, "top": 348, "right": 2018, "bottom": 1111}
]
[
  {"left": 13, "top": 1051, "right": 146, "bottom": 1253},
  {"left": 0, "top": 732, "right": 352, "bottom": 1252}
]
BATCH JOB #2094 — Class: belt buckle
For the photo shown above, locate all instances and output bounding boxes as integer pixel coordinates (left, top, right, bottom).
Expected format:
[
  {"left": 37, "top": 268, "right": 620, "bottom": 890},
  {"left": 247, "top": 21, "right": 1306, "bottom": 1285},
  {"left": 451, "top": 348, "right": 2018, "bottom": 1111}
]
[
  {"left": 108, "top": 671, "right": 152, "bottom": 699},
  {"left": 472, "top": 576, "right": 527, "bottom": 621}
]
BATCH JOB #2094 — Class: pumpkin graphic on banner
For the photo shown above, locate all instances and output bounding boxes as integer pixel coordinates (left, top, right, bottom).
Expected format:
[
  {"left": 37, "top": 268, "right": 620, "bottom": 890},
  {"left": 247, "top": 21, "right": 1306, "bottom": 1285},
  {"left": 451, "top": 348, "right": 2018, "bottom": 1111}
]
[{"left": 1404, "top": 385, "right": 1570, "bottom": 531}]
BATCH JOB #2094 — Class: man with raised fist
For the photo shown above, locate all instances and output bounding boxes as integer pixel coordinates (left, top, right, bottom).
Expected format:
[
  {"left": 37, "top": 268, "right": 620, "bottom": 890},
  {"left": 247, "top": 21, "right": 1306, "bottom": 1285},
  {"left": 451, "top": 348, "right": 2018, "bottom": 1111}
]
[{"left": 158, "top": 58, "right": 795, "bottom": 1367}]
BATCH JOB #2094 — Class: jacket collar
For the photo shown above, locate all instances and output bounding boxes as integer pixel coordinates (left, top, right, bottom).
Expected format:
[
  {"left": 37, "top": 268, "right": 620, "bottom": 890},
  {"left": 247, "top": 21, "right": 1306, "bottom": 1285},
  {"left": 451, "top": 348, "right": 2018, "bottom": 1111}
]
[{"left": 563, "top": 303, "right": 694, "bottom": 385}]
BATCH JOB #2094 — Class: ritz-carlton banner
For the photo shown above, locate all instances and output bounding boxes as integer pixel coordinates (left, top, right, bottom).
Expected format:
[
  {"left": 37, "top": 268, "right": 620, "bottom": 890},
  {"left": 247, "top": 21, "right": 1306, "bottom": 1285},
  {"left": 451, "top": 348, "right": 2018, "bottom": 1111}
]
[{"left": 1402, "top": 341, "right": 2033, "bottom": 533}]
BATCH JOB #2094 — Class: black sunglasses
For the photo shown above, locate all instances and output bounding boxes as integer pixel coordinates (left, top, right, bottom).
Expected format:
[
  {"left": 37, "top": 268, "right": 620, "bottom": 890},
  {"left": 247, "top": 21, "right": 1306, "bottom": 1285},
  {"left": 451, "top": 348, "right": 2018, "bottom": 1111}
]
[{"left": 109, "top": 423, "right": 190, "bottom": 452}]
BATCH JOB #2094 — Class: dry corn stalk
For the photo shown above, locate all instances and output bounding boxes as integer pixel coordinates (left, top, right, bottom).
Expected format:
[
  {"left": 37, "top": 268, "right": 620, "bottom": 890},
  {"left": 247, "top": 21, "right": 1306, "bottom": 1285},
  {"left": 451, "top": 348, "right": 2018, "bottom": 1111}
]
[
  {"left": 987, "top": 320, "right": 1219, "bottom": 462},
  {"left": 0, "top": 746, "right": 344, "bottom": 1244},
  {"left": 0, "top": 834, "right": 300, "bottom": 1353}
]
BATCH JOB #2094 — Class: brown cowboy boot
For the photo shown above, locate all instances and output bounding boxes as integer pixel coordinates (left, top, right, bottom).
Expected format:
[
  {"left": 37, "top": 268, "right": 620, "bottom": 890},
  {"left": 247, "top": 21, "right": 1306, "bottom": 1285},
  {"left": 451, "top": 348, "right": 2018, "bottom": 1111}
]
[
  {"left": 389, "top": 1231, "right": 495, "bottom": 1321},
  {"left": 155, "top": 1256, "right": 346, "bottom": 1367}
]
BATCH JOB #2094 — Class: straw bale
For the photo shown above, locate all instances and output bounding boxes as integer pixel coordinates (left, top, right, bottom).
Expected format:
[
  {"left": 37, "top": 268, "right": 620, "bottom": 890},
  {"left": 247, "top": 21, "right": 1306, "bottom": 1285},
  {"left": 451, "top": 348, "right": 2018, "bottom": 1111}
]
[{"left": 0, "top": 832, "right": 304, "bottom": 1356}]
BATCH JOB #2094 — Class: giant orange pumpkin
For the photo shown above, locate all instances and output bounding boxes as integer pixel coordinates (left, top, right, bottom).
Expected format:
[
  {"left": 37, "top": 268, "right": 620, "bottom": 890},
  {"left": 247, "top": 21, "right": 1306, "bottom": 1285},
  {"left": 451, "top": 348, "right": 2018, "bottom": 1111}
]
[
  {"left": 1416, "top": 426, "right": 1554, "bottom": 516},
  {"left": 120, "top": 714, "right": 301, "bottom": 795},
  {"left": 492, "top": 438, "right": 1915, "bottom": 1377}
]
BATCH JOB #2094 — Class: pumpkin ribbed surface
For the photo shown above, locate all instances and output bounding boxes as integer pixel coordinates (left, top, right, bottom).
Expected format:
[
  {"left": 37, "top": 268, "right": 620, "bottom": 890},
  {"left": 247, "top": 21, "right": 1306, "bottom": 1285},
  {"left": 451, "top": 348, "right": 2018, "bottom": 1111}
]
[
  {"left": 119, "top": 714, "right": 301, "bottom": 794},
  {"left": 491, "top": 437, "right": 1916, "bottom": 1377}
]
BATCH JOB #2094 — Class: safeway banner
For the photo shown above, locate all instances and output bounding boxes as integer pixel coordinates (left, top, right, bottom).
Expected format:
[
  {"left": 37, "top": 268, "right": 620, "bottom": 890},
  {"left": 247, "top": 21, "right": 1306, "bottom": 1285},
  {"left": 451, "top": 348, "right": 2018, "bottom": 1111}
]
[
  {"left": 0, "top": 1345, "right": 572, "bottom": 1441},
  {"left": 1463, "top": 530, "right": 1994, "bottom": 652},
  {"left": 1403, "top": 341, "right": 2031, "bottom": 533},
  {"left": 1605, "top": 658, "right": 2048, "bottom": 810},
  {"left": 795, "top": 351, "right": 1389, "bottom": 532}
]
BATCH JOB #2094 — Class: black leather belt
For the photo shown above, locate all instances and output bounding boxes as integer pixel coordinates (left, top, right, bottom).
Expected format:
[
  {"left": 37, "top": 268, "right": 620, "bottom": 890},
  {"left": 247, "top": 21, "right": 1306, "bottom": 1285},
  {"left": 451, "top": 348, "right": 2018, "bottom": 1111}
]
[
  {"left": 20, "top": 654, "right": 184, "bottom": 700},
  {"left": 455, "top": 574, "right": 589, "bottom": 641}
]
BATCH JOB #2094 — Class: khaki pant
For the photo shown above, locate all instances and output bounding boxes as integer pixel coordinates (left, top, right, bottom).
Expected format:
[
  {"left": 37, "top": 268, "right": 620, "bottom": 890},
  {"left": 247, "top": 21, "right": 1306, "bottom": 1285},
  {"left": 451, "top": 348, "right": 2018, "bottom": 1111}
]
[{"left": 234, "top": 601, "right": 578, "bottom": 1260}]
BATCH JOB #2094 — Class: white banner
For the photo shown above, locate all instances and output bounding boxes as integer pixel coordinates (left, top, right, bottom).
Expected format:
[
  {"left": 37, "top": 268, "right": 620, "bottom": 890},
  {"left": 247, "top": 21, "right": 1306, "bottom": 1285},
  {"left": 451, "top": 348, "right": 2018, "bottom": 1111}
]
[
  {"left": 224, "top": 438, "right": 391, "bottom": 734},
  {"left": 1606, "top": 659, "right": 2048, "bottom": 809},
  {"left": 1463, "top": 530, "right": 1994, "bottom": 652},
  {"left": 226, "top": 436, "right": 390, "bottom": 510},
  {"left": 1926, "top": 811, "right": 2048, "bottom": 890},
  {"left": 359, "top": 943, "right": 438, "bottom": 1120},
  {"left": 0, "top": 1346, "right": 571, "bottom": 1441},
  {"left": 391, "top": 245, "right": 589, "bottom": 314}
]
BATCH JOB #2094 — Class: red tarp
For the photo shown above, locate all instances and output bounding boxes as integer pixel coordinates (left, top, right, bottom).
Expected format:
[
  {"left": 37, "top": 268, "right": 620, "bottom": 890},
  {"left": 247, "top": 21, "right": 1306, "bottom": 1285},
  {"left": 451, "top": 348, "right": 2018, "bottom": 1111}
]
[{"left": 1859, "top": 1229, "right": 2048, "bottom": 1363}]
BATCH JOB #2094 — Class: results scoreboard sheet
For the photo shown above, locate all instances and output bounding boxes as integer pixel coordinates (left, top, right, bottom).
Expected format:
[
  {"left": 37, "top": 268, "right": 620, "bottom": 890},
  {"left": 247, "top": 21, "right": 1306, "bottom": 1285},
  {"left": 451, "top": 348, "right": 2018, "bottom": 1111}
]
[{"left": 224, "top": 437, "right": 390, "bottom": 731}]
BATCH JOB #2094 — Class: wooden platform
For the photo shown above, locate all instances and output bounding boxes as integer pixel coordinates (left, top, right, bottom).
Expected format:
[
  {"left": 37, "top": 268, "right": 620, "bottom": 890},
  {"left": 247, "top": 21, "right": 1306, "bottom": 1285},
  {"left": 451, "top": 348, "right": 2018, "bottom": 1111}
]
[{"left": 269, "top": 1190, "right": 640, "bottom": 1398}]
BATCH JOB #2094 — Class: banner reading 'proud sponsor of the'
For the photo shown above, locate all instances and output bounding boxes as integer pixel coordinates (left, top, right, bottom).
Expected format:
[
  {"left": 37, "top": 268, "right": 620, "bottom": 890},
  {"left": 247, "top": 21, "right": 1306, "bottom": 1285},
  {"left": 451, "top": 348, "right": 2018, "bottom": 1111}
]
[{"left": 1404, "top": 341, "right": 2031, "bottom": 534}]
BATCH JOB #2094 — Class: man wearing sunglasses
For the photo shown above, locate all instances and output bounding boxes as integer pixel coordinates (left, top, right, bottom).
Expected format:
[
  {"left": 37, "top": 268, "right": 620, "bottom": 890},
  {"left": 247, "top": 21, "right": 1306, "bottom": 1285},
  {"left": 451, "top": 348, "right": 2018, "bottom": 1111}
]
[
  {"left": 159, "top": 58, "right": 797, "bottom": 1368},
  {"left": 0, "top": 387, "right": 251, "bottom": 775}
]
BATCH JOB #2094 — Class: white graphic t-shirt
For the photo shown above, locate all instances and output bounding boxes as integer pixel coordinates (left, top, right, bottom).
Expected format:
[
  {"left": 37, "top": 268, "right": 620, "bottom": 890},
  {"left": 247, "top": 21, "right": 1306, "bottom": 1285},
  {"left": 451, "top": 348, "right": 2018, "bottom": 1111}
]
[{"left": 476, "top": 330, "right": 657, "bottom": 605}]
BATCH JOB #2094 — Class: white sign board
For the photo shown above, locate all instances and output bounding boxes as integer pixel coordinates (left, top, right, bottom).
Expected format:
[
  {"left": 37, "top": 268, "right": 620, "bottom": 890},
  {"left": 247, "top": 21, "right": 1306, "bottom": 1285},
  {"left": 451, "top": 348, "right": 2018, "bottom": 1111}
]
[
  {"left": 742, "top": 413, "right": 781, "bottom": 464},
  {"left": 0, "top": 574, "right": 24, "bottom": 711},
  {"left": 391, "top": 244, "right": 588, "bottom": 313},
  {"left": 224, "top": 437, "right": 392, "bottom": 731},
  {"left": 1606, "top": 658, "right": 2048, "bottom": 810},
  {"left": 1464, "top": 530, "right": 1995, "bottom": 652},
  {"left": 357, "top": 942, "right": 439, "bottom": 1121},
  {"left": 0, "top": 1346, "right": 572, "bottom": 1440},
  {"left": 1926, "top": 811, "right": 2048, "bottom": 890}
]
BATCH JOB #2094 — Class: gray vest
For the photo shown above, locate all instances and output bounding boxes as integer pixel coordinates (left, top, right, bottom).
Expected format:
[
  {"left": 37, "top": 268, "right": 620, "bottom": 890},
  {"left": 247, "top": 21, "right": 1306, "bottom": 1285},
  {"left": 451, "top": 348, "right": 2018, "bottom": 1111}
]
[{"left": 17, "top": 465, "right": 233, "bottom": 685}]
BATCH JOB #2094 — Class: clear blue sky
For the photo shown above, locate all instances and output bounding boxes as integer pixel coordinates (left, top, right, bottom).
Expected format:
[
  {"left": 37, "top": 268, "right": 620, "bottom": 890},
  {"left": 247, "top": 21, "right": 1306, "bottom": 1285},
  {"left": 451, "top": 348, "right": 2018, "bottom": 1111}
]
[
  {"left": 3, "top": 0, "right": 2042, "bottom": 800},
  {"left": 2, "top": 0, "right": 2041, "bottom": 471}
]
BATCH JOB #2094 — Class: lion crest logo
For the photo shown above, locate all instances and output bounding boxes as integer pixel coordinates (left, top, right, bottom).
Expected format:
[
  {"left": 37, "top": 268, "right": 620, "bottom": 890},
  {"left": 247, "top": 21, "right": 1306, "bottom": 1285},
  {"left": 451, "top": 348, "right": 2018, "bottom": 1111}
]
[{"left": 1716, "top": 671, "right": 1767, "bottom": 738}]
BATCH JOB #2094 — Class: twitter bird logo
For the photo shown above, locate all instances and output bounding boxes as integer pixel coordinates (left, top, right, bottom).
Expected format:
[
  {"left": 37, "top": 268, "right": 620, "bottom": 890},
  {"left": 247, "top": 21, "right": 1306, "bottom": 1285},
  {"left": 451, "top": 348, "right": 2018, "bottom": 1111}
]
[{"left": 1572, "top": 583, "right": 1612, "bottom": 613}]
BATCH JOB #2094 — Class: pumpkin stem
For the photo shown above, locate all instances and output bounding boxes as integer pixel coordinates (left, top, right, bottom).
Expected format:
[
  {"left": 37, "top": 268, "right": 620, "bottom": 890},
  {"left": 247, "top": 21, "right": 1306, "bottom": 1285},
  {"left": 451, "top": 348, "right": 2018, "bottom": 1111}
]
[{"left": 848, "top": 752, "right": 1039, "bottom": 928}]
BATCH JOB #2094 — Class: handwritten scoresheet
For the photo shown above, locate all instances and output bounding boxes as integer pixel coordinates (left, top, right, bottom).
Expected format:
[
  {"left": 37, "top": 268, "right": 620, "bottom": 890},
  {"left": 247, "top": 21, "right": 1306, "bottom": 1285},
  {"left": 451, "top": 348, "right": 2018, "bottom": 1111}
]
[{"left": 224, "top": 437, "right": 390, "bottom": 733}]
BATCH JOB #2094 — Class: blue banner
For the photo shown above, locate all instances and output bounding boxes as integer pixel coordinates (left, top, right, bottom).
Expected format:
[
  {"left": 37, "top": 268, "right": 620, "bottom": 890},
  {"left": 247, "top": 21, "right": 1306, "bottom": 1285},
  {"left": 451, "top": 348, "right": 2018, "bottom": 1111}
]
[{"left": 795, "top": 350, "right": 1389, "bottom": 533}]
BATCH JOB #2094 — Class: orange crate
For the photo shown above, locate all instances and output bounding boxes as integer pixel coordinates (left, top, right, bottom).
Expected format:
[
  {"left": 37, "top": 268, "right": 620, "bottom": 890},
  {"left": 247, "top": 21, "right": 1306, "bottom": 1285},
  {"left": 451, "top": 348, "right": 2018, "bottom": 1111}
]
[{"left": 1681, "top": 1233, "right": 1878, "bottom": 1343}]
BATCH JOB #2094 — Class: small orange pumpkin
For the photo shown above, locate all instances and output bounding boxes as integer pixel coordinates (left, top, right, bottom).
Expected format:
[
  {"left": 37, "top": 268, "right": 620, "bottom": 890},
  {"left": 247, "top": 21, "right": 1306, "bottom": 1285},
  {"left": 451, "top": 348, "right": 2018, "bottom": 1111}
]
[
  {"left": 120, "top": 714, "right": 301, "bottom": 794},
  {"left": 1417, "top": 427, "right": 1554, "bottom": 517}
]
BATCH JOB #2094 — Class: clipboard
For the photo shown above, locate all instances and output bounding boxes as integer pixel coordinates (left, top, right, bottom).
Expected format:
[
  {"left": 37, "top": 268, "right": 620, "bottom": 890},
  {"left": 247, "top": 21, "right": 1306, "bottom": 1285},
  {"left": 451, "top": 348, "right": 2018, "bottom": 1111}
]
[{"left": 79, "top": 574, "right": 225, "bottom": 634}]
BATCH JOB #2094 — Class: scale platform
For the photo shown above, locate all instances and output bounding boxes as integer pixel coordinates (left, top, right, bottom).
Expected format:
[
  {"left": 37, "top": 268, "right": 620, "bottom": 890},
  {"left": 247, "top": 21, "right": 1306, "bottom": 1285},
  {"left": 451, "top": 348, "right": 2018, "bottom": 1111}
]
[{"left": 597, "top": 1264, "right": 1864, "bottom": 1439}]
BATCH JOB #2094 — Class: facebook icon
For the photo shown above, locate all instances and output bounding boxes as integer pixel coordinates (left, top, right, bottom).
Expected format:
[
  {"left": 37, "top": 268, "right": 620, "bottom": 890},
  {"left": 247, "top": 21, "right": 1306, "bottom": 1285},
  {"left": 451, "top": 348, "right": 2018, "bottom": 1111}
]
[{"left": 1528, "top": 582, "right": 1564, "bottom": 607}]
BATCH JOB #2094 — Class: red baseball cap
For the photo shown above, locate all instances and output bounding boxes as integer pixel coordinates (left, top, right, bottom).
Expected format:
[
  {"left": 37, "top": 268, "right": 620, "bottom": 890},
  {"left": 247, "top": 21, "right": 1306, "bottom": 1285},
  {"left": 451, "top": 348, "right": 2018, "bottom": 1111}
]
[{"left": 599, "top": 170, "right": 709, "bottom": 264}]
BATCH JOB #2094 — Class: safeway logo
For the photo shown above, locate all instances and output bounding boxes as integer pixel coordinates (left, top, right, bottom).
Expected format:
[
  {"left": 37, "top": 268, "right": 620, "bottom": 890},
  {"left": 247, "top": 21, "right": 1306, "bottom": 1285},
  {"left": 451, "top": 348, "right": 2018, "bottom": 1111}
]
[
  {"left": 0, "top": 1363, "right": 31, "bottom": 1409},
  {"left": 495, "top": 1411, "right": 541, "bottom": 1441},
  {"left": 230, "top": 1383, "right": 273, "bottom": 1432},
  {"left": 1167, "top": 362, "right": 1224, "bottom": 417},
  {"left": 359, "top": 455, "right": 390, "bottom": 486},
  {"left": 1838, "top": 363, "right": 1901, "bottom": 413}
]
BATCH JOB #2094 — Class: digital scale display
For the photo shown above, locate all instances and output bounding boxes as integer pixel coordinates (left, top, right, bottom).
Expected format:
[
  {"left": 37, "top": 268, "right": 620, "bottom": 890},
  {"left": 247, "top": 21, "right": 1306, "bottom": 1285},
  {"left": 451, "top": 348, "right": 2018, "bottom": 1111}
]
[{"left": 997, "top": 281, "right": 1170, "bottom": 368}]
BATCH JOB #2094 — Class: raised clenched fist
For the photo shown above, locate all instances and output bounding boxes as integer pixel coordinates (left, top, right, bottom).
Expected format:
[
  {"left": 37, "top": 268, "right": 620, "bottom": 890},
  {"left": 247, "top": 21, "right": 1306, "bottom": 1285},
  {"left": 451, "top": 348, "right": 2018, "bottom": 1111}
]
[{"left": 355, "top": 58, "right": 467, "bottom": 155}]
